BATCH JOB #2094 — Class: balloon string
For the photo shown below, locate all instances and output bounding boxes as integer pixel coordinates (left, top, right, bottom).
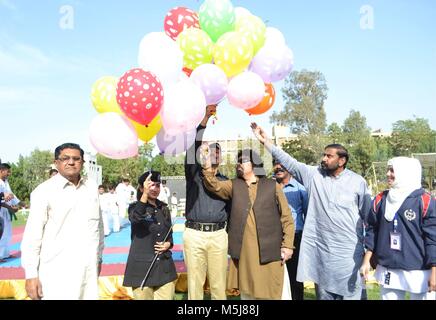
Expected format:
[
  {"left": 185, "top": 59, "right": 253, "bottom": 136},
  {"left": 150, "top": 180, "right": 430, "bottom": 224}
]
[{"left": 212, "top": 112, "right": 217, "bottom": 125}]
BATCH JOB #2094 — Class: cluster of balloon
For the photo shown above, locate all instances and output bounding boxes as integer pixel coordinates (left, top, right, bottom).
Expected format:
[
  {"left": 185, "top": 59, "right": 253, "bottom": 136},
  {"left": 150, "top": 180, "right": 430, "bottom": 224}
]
[{"left": 88, "top": 0, "right": 293, "bottom": 159}]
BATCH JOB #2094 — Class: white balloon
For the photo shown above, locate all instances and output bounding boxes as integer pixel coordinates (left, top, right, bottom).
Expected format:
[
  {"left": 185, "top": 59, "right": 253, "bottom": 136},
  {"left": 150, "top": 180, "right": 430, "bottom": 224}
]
[
  {"left": 138, "top": 32, "right": 184, "bottom": 90},
  {"left": 265, "top": 27, "right": 286, "bottom": 47},
  {"left": 161, "top": 79, "right": 206, "bottom": 135},
  {"left": 227, "top": 71, "right": 265, "bottom": 110},
  {"left": 89, "top": 112, "right": 138, "bottom": 159},
  {"left": 234, "top": 6, "right": 252, "bottom": 20}
]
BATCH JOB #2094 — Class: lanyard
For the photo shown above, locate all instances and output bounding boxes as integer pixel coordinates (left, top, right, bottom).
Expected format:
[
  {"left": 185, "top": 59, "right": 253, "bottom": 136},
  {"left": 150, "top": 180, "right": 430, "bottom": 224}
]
[{"left": 393, "top": 212, "right": 399, "bottom": 233}]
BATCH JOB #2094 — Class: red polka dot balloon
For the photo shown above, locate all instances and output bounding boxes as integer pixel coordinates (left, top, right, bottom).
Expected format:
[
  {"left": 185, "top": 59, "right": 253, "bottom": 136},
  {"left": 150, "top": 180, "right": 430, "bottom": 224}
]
[
  {"left": 164, "top": 7, "right": 200, "bottom": 41},
  {"left": 116, "top": 68, "right": 164, "bottom": 126}
]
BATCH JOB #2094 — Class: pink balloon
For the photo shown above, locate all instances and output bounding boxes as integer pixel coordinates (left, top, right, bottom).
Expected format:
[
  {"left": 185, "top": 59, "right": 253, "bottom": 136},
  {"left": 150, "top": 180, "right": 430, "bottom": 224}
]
[
  {"left": 89, "top": 112, "right": 138, "bottom": 159},
  {"left": 161, "top": 79, "right": 206, "bottom": 135},
  {"left": 190, "top": 64, "right": 228, "bottom": 105},
  {"left": 116, "top": 68, "right": 164, "bottom": 126},
  {"left": 156, "top": 127, "right": 196, "bottom": 156},
  {"left": 227, "top": 71, "right": 265, "bottom": 110}
]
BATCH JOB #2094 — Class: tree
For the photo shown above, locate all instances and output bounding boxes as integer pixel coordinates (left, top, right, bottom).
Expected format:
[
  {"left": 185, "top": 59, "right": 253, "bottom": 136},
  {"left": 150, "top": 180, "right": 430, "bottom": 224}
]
[
  {"left": 149, "top": 155, "right": 185, "bottom": 176},
  {"left": 8, "top": 149, "right": 54, "bottom": 203},
  {"left": 390, "top": 117, "right": 436, "bottom": 156},
  {"left": 281, "top": 135, "right": 329, "bottom": 166},
  {"left": 373, "top": 137, "right": 393, "bottom": 162},
  {"left": 97, "top": 143, "right": 155, "bottom": 187},
  {"left": 271, "top": 69, "right": 328, "bottom": 135},
  {"left": 341, "top": 110, "right": 375, "bottom": 177},
  {"left": 342, "top": 110, "right": 371, "bottom": 144},
  {"left": 327, "top": 122, "right": 343, "bottom": 144}
]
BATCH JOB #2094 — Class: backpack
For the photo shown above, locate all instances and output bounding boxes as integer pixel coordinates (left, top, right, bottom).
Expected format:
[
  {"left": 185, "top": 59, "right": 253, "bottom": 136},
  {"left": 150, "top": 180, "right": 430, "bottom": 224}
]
[{"left": 373, "top": 190, "right": 432, "bottom": 217}]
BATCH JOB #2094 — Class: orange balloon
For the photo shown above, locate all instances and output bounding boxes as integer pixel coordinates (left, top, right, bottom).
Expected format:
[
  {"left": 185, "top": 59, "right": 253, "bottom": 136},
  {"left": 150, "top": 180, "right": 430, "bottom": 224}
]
[{"left": 245, "top": 83, "right": 276, "bottom": 115}]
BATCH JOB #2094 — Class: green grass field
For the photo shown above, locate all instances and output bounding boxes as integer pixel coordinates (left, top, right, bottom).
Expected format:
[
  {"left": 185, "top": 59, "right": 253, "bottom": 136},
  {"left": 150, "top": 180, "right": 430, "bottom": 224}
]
[
  {"left": 11, "top": 210, "right": 28, "bottom": 228},
  {"left": 174, "top": 285, "right": 383, "bottom": 300}
]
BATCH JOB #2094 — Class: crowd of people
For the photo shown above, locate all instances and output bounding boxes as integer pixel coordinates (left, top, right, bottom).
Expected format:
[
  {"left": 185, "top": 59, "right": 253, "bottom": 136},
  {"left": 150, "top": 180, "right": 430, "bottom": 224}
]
[{"left": 1, "top": 105, "right": 435, "bottom": 300}]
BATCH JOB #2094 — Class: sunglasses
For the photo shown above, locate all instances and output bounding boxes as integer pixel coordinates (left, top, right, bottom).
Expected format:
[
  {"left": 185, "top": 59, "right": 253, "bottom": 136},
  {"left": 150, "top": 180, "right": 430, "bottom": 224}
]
[{"left": 274, "top": 168, "right": 286, "bottom": 174}]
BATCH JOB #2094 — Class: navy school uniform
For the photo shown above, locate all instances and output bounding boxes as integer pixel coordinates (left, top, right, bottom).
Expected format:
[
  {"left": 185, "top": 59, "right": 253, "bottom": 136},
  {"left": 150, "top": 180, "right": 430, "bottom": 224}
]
[{"left": 365, "top": 188, "right": 436, "bottom": 270}]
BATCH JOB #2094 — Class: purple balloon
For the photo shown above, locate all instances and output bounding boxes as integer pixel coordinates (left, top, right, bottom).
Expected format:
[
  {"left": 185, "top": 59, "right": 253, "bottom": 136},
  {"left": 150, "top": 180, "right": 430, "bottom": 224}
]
[
  {"left": 190, "top": 64, "right": 228, "bottom": 105},
  {"left": 156, "top": 128, "right": 196, "bottom": 156},
  {"left": 250, "top": 45, "right": 294, "bottom": 83}
]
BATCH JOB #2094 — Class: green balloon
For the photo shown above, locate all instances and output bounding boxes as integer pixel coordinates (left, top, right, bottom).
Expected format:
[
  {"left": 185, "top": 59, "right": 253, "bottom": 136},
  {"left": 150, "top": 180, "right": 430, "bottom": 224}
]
[{"left": 199, "top": 0, "right": 236, "bottom": 42}]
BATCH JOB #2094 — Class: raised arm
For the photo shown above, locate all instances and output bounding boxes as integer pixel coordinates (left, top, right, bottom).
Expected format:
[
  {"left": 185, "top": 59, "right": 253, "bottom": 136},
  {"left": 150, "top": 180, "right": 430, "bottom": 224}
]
[
  {"left": 185, "top": 105, "right": 218, "bottom": 174},
  {"left": 200, "top": 143, "right": 233, "bottom": 200},
  {"left": 250, "top": 122, "right": 317, "bottom": 187}
]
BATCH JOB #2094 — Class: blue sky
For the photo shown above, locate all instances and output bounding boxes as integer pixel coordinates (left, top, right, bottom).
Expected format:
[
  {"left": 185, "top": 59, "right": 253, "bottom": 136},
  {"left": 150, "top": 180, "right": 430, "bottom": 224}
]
[{"left": 1, "top": 0, "right": 435, "bottom": 163}]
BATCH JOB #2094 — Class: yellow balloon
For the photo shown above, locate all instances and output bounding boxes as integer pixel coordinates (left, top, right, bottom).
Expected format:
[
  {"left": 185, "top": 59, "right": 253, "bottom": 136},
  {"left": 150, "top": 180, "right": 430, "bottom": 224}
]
[
  {"left": 91, "top": 76, "right": 122, "bottom": 114},
  {"left": 130, "top": 115, "right": 162, "bottom": 143},
  {"left": 213, "top": 31, "right": 253, "bottom": 78},
  {"left": 235, "top": 15, "right": 266, "bottom": 55}
]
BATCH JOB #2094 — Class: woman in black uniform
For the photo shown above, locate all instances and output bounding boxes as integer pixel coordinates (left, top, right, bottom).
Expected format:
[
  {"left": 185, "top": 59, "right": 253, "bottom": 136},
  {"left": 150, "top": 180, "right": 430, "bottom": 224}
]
[{"left": 123, "top": 171, "right": 177, "bottom": 300}]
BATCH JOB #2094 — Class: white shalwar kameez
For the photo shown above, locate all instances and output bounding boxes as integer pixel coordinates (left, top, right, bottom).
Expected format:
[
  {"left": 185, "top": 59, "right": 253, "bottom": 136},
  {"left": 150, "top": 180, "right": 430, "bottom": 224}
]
[{"left": 21, "top": 174, "right": 104, "bottom": 300}]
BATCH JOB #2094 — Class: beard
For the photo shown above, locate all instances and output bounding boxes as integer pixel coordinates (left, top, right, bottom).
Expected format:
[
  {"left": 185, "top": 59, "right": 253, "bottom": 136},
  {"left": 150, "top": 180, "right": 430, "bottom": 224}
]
[
  {"left": 320, "top": 161, "right": 339, "bottom": 173},
  {"left": 320, "top": 161, "right": 328, "bottom": 170}
]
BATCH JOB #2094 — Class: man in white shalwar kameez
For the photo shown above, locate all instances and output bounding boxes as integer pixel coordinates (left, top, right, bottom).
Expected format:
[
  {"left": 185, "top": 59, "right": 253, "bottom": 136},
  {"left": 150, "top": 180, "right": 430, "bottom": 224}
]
[
  {"left": 115, "top": 179, "right": 136, "bottom": 218},
  {"left": 21, "top": 143, "right": 104, "bottom": 300}
]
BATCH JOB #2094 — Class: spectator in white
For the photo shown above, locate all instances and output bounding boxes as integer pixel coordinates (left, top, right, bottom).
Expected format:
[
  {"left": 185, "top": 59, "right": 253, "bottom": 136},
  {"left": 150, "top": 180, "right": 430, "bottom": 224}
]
[
  {"left": 21, "top": 143, "right": 104, "bottom": 300},
  {"left": 105, "top": 185, "right": 120, "bottom": 233},
  {"left": 360, "top": 157, "right": 436, "bottom": 300},
  {"left": 116, "top": 178, "right": 136, "bottom": 221},
  {"left": 157, "top": 180, "right": 170, "bottom": 204},
  {"left": 98, "top": 185, "right": 111, "bottom": 236},
  {"left": 170, "top": 192, "right": 178, "bottom": 218},
  {"left": 251, "top": 123, "right": 372, "bottom": 300},
  {"left": 0, "top": 163, "right": 23, "bottom": 261}
]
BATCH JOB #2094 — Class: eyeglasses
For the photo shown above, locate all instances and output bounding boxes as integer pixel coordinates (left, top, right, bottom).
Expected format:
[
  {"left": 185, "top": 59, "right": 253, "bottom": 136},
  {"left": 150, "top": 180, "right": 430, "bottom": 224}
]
[{"left": 57, "top": 156, "right": 82, "bottom": 163}]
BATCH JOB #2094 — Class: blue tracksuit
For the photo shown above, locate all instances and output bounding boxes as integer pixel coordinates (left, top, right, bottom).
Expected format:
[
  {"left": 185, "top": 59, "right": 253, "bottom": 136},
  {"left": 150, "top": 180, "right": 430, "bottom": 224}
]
[{"left": 365, "top": 188, "right": 436, "bottom": 270}]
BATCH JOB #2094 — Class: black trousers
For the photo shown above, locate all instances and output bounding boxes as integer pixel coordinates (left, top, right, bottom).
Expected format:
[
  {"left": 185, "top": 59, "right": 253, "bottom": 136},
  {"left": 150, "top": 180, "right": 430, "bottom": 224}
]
[{"left": 285, "top": 231, "right": 304, "bottom": 300}]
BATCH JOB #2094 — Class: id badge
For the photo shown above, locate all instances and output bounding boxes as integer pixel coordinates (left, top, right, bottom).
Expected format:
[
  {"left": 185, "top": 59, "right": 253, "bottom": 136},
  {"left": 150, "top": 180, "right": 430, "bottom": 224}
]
[{"left": 390, "top": 232, "right": 402, "bottom": 251}]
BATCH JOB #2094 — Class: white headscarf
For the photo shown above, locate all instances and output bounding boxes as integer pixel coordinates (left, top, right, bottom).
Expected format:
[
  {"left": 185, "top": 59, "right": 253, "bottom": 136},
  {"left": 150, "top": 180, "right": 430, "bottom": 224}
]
[{"left": 385, "top": 157, "right": 422, "bottom": 221}]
